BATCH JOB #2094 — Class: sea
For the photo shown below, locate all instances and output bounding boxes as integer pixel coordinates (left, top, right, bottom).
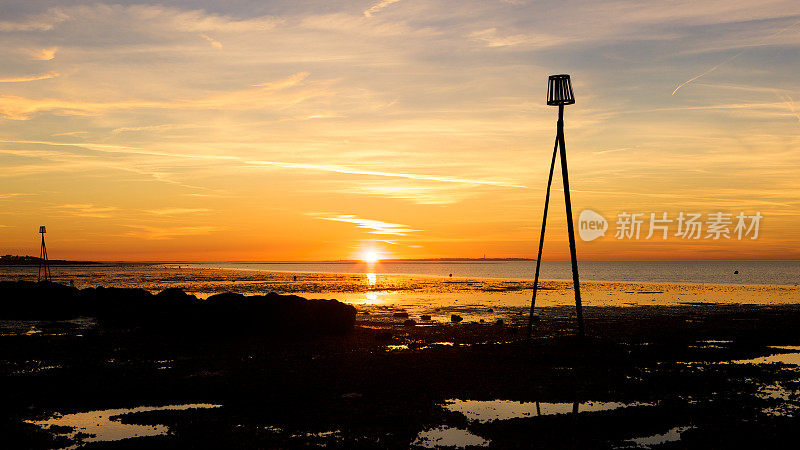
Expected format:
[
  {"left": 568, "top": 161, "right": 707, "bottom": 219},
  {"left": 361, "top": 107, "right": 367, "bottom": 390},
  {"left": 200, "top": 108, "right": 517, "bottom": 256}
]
[{"left": 174, "top": 260, "right": 800, "bottom": 286}]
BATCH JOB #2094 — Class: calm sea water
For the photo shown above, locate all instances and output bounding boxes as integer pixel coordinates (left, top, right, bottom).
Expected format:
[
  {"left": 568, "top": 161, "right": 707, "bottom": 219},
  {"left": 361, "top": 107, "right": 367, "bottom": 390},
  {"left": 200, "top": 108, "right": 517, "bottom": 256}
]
[{"left": 175, "top": 260, "right": 800, "bottom": 286}]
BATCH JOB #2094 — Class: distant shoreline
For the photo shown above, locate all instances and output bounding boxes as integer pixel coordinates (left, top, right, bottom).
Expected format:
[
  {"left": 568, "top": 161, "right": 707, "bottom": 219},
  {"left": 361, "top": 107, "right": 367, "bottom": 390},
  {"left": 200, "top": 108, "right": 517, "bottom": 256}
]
[
  {"left": 0, "top": 255, "right": 99, "bottom": 266},
  {"left": 59, "top": 258, "right": 800, "bottom": 264}
]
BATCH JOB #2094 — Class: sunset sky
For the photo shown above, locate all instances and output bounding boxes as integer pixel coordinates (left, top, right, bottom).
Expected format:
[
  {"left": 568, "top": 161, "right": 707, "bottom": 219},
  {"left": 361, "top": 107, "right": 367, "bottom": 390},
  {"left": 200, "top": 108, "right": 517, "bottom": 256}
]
[{"left": 1, "top": 0, "right": 799, "bottom": 261}]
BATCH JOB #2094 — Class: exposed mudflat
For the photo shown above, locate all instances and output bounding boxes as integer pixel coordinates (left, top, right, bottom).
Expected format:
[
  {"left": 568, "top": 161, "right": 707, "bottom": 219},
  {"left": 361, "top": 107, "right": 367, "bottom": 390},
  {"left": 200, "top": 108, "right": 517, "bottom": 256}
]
[{"left": 2, "top": 300, "right": 800, "bottom": 448}]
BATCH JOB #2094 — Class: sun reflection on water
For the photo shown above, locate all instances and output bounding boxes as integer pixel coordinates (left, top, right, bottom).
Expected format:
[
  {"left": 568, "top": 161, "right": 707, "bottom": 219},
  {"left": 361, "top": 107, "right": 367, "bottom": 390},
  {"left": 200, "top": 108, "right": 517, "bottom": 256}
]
[
  {"left": 363, "top": 291, "right": 380, "bottom": 304},
  {"left": 366, "top": 272, "right": 377, "bottom": 286}
]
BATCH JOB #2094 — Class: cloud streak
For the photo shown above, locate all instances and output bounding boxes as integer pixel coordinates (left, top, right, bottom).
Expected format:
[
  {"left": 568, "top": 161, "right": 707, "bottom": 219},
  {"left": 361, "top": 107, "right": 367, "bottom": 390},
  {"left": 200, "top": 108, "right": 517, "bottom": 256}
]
[
  {"left": 200, "top": 34, "right": 223, "bottom": 49},
  {"left": 52, "top": 203, "right": 118, "bottom": 218},
  {"left": 145, "top": 208, "right": 210, "bottom": 215},
  {"left": 364, "top": 0, "right": 402, "bottom": 17},
  {"left": 316, "top": 214, "right": 417, "bottom": 235},
  {"left": 673, "top": 17, "right": 800, "bottom": 95},
  {"left": 245, "top": 160, "right": 526, "bottom": 188},
  {"left": 0, "top": 72, "right": 60, "bottom": 83},
  {"left": 0, "top": 72, "right": 324, "bottom": 120},
  {"left": 124, "top": 225, "right": 222, "bottom": 240}
]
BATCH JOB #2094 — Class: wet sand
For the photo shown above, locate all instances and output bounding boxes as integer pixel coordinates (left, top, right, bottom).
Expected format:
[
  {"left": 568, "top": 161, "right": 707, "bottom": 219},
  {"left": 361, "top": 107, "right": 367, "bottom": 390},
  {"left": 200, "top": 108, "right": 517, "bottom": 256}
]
[{"left": 2, "top": 265, "right": 800, "bottom": 448}]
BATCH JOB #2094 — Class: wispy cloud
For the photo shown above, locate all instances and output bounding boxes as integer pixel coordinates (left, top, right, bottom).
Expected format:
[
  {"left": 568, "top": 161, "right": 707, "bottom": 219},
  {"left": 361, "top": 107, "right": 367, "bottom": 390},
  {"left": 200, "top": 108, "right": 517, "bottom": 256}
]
[
  {"left": 315, "top": 213, "right": 417, "bottom": 235},
  {"left": 469, "top": 28, "right": 564, "bottom": 48},
  {"left": 0, "top": 193, "right": 32, "bottom": 199},
  {"left": 0, "top": 72, "right": 326, "bottom": 120},
  {"left": 0, "top": 138, "right": 524, "bottom": 191},
  {"left": 200, "top": 33, "right": 223, "bottom": 49},
  {"left": 245, "top": 160, "right": 525, "bottom": 188},
  {"left": 338, "top": 183, "right": 467, "bottom": 205},
  {"left": 124, "top": 225, "right": 221, "bottom": 240},
  {"left": 0, "top": 10, "right": 68, "bottom": 31},
  {"left": 364, "top": 0, "right": 402, "bottom": 18},
  {"left": 779, "top": 94, "right": 800, "bottom": 126},
  {"left": 52, "top": 203, "right": 118, "bottom": 218},
  {"left": 0, "top": 139, "right": 524, "bottom": 196},
  {"left": 0, "top": 72, "right": 60, "bottom": 83},
  {"left": 29, "top": 47, "right": 58, "bottom": 61},
  {"left": 145, "top": 208, "right": 210, "bottom": 215},
  {"left": 52, "top": 131, "right": 88, "bottom": 136},
  {"left": 112, "top": 124, "right": 195, "bottom": 133}
]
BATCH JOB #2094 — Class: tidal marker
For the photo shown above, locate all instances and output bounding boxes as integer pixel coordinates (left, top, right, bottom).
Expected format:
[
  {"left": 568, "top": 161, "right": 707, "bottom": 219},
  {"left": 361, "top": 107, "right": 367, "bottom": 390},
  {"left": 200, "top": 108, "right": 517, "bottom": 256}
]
[
  {"left": 38, "top": 225, "right": 52, "bottom": 282},
  {"left": 527, "top": 74, "right": 585, "bottom": 339}
]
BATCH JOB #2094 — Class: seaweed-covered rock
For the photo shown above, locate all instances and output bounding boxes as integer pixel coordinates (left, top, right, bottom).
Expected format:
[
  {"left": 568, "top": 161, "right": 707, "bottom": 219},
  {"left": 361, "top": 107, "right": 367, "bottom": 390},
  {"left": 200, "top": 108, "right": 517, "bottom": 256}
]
[
  {"left": 0, "top": 282, "right": 356, "bottom": 335},
  {"left": 200, "top": 292, "right": 356, "bottom": 335},
  {"left": 0, "top": 280, "right": 81, "bottom": 319}
]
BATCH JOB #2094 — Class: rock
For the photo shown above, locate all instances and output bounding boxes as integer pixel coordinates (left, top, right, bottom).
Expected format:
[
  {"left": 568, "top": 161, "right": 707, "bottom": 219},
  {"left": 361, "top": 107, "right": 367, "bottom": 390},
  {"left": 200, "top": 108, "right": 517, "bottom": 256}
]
[
  {"left": 375, "top": 331, "right": 393, "bottom": 341},
  {"left": 0, "top": 280, "right": 81, "bottom": 319},
  {"left": 403, "top": 319, "right": 416, "bottom": 327},
  {"left": 451, "top": 314, "right": 463, "bottom": 323},
  {"left": 156, "top": 287, "right": 197, "bottom": 301},
  {"left": 494, "top": 319, "right": 504, "bottom": 327},
  {"left": 393, "top": 312, "right": 409, "bottom": 318},
  {"left": 202, "top": 292, "right": 357, "bottom": 335},
  {"left": 420, "top": 314, "right": 432, "bottom": 321},
  {"left": 487, "top": 308, "right": 494, "bottom": 313}
]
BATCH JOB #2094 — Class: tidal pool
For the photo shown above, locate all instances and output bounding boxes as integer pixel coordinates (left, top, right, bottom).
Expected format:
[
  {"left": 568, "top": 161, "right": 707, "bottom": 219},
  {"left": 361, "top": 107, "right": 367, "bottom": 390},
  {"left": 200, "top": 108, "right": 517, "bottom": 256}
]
[
  {"left": 628, "top": 426, "right": 693, "bottom": 448},
  {"left": 412, "top": 426, "right": 490, "bottom": 448},
  {"left": 26, "top": 403, "right": 221, "bottom": 447},
  {"left": 730, "top": 346, "right": 800, "bottom": 365},
  {"left": 442, "top": 399, "right": 653, "bottom": 423}
]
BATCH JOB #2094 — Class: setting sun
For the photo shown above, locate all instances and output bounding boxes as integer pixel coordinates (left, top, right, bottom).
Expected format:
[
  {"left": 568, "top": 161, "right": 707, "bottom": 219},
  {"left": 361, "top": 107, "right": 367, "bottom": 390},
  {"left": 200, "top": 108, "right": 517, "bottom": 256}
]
[{"left": 362, "top": 251, "right": 381, "bottom": 264}]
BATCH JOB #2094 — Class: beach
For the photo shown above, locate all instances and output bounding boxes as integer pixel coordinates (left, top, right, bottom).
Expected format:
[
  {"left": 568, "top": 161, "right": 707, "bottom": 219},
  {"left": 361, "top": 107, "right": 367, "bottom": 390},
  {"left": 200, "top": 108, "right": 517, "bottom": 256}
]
[{"left": 1, "top": 264, "right": 800, "bottom": 448}]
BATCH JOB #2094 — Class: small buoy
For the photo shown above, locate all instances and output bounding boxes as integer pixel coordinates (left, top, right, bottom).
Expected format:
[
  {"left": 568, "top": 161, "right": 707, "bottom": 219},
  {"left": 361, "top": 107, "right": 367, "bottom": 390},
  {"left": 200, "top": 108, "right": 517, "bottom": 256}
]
[
  {"left": 734, "top": 270, "right": 739, "bottom": 274},
  {"left": 449, "top": 273, "right": 453, "bottom": 277}
]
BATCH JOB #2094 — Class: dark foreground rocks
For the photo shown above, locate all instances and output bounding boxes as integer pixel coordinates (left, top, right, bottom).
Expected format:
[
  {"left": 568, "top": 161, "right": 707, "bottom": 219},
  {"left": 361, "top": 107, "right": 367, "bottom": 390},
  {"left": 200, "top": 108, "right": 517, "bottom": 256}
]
[
  {"left": 0, "top": 280, "right": 356, "bottom": 335},
  {"left": 2, "top": 301, "right": 800, "bottom": 448}
]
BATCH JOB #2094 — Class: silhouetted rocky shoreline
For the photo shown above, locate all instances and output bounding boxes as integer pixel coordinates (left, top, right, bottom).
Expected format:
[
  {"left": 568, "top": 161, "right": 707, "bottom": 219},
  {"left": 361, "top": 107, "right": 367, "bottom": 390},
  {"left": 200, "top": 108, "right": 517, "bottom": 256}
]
[{"left": 0, "top": 281, "right": 356, "bottom": 335}]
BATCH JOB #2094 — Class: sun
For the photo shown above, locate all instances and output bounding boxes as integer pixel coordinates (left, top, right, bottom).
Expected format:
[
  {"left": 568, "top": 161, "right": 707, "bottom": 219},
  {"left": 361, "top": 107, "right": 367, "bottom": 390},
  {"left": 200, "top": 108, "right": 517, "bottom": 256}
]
[{"left": 363, "top": 250, "right": 381, "bottom": 264}]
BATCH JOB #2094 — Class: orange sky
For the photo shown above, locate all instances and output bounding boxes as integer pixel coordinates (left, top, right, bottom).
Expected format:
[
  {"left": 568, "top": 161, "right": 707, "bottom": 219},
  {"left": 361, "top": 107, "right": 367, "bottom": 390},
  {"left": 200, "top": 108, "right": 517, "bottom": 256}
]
[{"left": 1, "top": 1, "right": 799, "bottom": 261}]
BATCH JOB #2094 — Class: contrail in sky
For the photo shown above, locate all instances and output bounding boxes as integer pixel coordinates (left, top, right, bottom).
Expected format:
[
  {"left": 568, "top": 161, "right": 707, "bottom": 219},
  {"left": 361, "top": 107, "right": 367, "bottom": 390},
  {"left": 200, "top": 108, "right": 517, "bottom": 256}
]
[{"left": 673, "top": 18, "right": 800, "bottom": 96}]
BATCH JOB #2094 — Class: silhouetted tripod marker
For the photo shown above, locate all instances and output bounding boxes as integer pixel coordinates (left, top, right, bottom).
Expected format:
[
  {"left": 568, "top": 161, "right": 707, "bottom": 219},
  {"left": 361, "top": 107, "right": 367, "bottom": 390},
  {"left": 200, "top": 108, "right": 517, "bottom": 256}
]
[
  {"left": 527, "top": 74, "right": 585, "bottom": 339},
  {"left": 38, "top": 225, "right": 51, "bottom": 282}
]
